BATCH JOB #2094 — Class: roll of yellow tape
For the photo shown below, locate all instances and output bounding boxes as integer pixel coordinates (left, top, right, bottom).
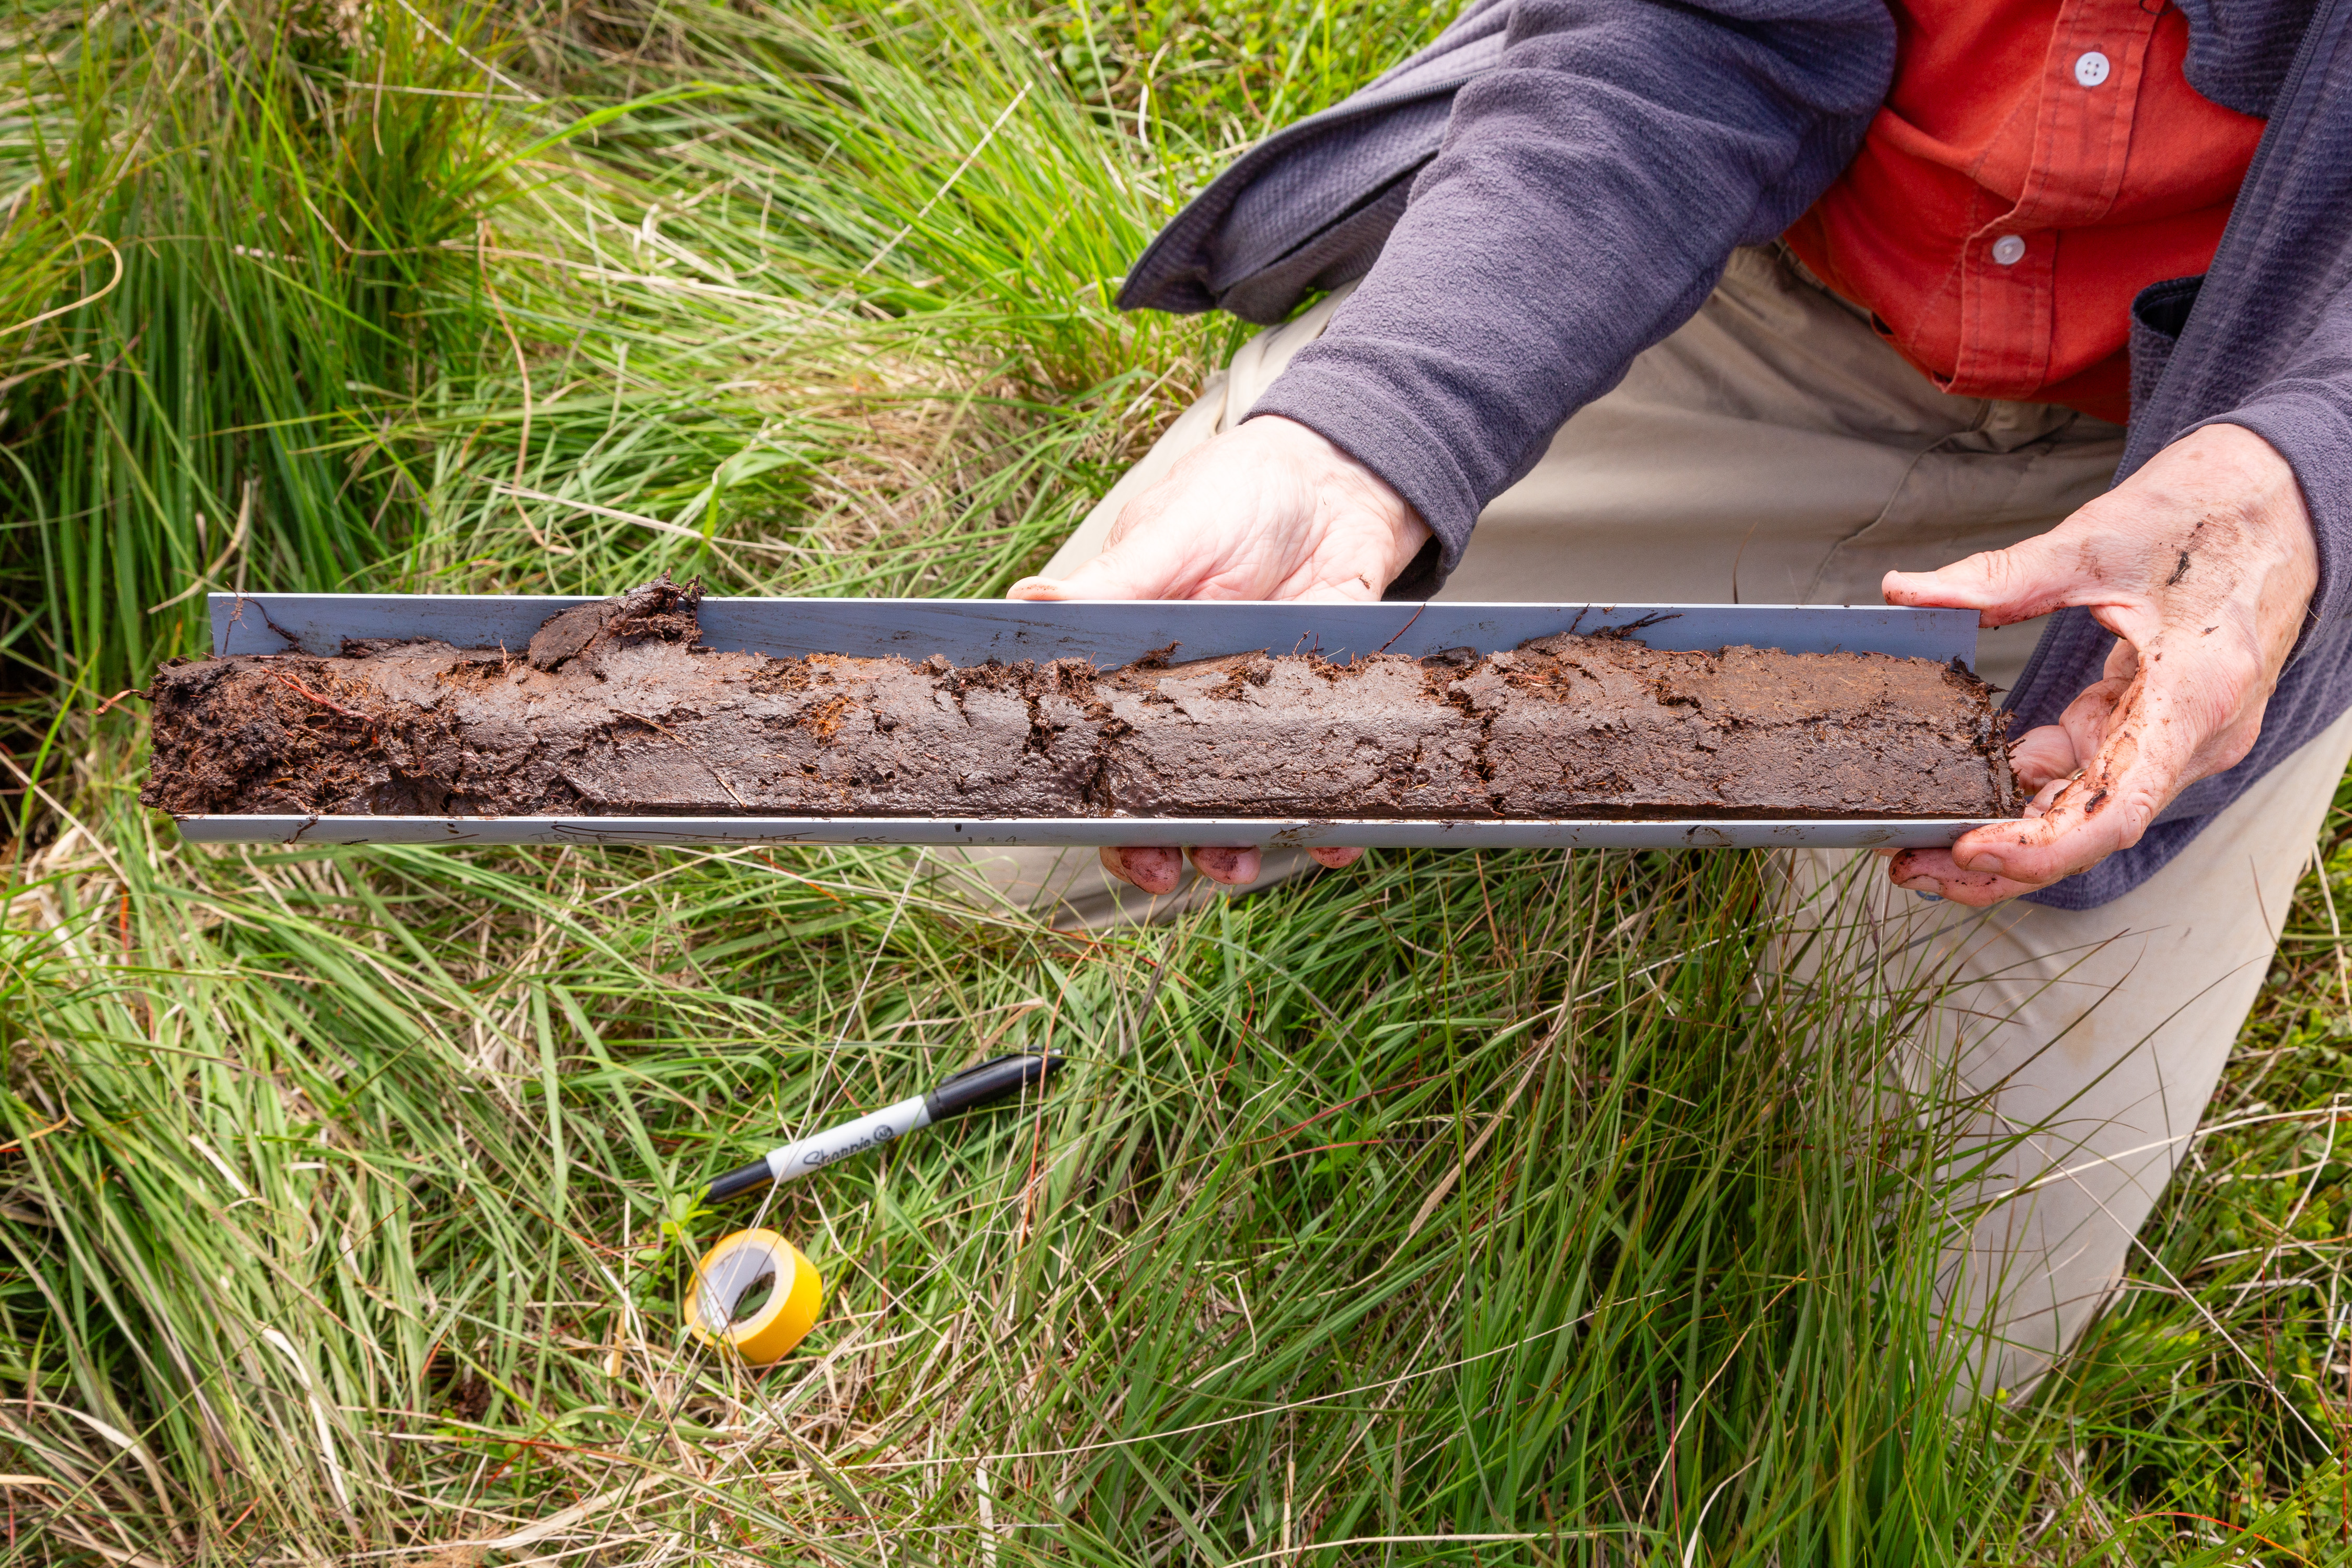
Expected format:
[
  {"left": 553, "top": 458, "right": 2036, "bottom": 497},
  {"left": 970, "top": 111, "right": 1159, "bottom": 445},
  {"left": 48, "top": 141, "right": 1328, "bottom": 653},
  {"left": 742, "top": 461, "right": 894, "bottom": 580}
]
[{"left": 684, "top": 1228, "right": 823, "bottom": 1364}]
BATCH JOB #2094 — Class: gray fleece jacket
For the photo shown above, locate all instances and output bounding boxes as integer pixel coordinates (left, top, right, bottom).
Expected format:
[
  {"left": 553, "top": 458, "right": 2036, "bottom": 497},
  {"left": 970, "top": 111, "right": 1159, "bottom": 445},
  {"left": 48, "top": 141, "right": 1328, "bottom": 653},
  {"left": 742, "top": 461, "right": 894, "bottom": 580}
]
[{"left": 1121, "top": 0, "right": 2352, "bottom": 910}]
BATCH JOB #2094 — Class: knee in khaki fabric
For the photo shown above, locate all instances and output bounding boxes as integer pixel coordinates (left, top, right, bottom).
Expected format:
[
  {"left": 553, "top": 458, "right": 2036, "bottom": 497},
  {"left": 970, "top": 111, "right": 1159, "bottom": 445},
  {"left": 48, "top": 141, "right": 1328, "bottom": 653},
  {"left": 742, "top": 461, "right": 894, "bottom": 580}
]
[{"left": 1772, "top": 702, "right": 2352, "bottom": 1399}]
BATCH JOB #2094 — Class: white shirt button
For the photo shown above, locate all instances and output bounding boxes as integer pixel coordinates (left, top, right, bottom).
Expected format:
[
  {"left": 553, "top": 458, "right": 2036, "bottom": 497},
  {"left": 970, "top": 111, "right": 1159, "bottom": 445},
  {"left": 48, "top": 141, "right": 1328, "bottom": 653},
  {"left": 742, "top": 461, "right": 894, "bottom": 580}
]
[
  {"left": 2074, "top": 50, "right": 2111, "bottom": 87},
  {"left": 1992, "top": 234, "right": 2027, "bottom": 266}
]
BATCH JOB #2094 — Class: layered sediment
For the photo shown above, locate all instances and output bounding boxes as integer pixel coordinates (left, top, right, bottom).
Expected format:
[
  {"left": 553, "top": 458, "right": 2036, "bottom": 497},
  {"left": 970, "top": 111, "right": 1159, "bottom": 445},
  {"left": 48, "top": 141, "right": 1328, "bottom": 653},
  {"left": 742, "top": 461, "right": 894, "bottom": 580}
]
[{"left": 141, "top": 579, "right": 2015, "bottom": 820}]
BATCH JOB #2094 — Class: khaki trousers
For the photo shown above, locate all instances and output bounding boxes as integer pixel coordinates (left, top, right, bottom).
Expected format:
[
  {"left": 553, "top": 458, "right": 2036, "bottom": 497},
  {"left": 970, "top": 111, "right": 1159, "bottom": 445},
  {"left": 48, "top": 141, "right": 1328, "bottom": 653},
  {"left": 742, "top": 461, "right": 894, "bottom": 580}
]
[{"left": 951, "top": 245, "right": 2352, "bottom": 1393}]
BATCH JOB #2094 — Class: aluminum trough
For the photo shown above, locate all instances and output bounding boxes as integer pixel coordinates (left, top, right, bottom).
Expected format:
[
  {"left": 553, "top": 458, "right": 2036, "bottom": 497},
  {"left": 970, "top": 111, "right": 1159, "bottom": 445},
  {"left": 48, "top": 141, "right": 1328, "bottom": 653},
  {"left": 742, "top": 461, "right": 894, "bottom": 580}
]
[{"left": 179, "top": 594, "right": 1997, "bottom": 850}]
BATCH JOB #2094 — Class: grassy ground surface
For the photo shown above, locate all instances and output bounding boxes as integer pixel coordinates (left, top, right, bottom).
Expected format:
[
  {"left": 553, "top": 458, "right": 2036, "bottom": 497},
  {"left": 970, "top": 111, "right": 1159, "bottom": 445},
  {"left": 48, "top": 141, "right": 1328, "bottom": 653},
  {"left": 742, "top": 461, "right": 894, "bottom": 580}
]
[{"left": 4, "top": 0, "right": 2352, "bottom": 1562}]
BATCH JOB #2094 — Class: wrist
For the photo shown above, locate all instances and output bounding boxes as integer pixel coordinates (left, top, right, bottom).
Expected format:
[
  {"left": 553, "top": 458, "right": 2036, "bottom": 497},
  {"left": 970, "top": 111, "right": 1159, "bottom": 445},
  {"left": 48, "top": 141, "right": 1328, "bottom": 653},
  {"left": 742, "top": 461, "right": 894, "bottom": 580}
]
[
  {"left": 2199, "top": 423, "right": 2310, "bottom": 533},
  {"left": 2192, "top": 423, "right": 2318, "bottom": 636}
]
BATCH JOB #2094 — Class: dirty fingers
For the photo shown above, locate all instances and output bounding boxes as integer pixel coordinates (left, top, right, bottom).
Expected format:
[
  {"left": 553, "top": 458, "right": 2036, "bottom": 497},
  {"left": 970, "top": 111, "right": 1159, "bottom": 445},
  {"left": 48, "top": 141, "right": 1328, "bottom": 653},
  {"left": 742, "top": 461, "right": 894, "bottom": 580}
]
[{"left": 1881, "top": 422, "right": 2317, "bottom": 906}]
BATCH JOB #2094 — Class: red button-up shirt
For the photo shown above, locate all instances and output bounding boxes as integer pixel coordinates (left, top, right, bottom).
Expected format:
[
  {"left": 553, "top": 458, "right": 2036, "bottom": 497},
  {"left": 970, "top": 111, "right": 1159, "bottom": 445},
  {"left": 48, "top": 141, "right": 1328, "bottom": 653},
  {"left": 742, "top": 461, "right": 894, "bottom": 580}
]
[{"left": 1783, "top": 0, "right": 2266, "bottom": 423}]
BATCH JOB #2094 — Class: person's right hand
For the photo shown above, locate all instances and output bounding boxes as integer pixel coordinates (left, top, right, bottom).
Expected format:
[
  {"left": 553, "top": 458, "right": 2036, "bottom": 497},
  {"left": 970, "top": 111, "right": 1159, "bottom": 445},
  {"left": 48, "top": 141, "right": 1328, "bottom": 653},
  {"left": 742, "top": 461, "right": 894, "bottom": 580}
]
[{"left": 1008, "top": 414, "right": 1432, "bottom": 894}]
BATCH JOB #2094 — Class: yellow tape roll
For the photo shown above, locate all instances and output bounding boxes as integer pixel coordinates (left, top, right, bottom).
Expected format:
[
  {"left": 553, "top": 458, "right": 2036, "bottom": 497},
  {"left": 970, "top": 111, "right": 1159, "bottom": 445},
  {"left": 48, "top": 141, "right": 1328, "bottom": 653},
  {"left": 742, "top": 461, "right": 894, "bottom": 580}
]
[{"left": 684, "top": 1228, "right": 824, "bottom": 1364}]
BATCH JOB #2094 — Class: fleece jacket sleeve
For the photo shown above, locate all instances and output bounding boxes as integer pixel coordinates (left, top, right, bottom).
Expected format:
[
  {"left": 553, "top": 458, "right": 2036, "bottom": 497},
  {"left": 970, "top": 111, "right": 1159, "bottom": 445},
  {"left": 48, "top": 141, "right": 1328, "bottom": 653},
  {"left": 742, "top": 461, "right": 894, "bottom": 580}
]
[
  {"left": 1244, "top": 0, "right": 1897, "bottom": 595},
  {"left": 2191, "top": 290, "right": 2352, "bottom": 665}
]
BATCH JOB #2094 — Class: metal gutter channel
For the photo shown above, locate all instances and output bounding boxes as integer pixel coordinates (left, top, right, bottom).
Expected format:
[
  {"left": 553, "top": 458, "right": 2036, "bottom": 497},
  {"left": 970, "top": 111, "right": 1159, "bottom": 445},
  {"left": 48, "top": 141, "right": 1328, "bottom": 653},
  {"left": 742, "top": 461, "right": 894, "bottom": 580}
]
[{"left": 186, "top": 595, "right": 1991, "bottom": 849}]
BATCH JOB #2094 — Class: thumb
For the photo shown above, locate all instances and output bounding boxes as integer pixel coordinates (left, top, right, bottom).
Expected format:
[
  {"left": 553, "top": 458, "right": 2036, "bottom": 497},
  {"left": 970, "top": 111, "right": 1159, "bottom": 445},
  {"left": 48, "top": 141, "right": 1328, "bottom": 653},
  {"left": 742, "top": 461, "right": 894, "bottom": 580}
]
[
  {"left": 1882, "top": 532, "right": 2083, "bottom": 628},
  {"left": 1009, "top": 532, "right": 1190, "bottom": 602}
]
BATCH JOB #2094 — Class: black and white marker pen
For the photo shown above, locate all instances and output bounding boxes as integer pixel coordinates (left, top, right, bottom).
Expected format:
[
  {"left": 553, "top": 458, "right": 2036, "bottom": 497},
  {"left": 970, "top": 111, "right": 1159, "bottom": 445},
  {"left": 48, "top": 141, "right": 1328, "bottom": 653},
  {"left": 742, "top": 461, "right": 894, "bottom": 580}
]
[{"left": 704, "top": 1053, "right": 1066, "bottom": 1202}]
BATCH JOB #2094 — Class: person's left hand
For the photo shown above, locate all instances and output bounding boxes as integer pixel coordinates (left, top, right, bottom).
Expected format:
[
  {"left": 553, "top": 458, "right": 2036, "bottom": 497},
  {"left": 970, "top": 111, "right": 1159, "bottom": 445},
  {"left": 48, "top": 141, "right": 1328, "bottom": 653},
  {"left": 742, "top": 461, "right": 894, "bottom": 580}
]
[{"left": 1878, "top": 422, "right": 2318, "bottom": 907}]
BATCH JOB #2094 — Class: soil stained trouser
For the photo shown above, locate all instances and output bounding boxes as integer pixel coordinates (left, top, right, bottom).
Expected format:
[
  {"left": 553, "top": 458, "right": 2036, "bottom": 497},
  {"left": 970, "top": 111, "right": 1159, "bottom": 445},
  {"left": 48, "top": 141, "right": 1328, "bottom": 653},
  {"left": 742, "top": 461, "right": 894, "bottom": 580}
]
[{"left": 945, "top": 244, "right": 2352, "bottom": 1397}]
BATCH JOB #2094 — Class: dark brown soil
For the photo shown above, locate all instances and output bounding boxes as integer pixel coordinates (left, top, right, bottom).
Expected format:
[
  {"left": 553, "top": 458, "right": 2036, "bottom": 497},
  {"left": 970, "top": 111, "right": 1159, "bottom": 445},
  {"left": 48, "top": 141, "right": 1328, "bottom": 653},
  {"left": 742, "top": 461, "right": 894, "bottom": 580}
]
[{"left": 141, "top": 580, "right": 2016, "bottom": 820}]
